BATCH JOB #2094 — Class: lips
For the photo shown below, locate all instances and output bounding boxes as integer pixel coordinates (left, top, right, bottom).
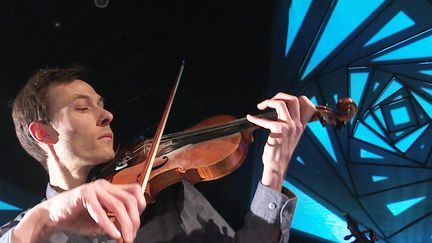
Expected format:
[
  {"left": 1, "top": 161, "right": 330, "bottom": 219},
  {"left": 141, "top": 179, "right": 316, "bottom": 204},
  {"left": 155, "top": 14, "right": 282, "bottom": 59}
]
[{"left": 99, "top": 132, "right": 113, "bottom": 140}]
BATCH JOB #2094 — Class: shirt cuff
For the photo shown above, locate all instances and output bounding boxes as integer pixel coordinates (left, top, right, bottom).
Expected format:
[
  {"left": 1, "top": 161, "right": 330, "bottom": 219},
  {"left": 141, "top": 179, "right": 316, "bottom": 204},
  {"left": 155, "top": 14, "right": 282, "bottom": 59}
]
[{"left": 250, "top": 182, "right": 297, "bottom": 224}]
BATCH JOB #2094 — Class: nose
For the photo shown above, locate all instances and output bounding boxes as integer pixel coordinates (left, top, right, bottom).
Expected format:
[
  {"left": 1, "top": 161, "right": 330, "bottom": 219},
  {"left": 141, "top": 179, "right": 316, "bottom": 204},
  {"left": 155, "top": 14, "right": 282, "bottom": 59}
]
[{"left": 97, "top": 107, "right": 114, "bottom": 127}]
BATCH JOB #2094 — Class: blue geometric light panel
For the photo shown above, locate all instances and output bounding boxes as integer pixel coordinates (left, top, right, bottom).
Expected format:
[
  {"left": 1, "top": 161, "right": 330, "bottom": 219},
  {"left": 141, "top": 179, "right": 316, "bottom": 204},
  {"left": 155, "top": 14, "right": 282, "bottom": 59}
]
[
  {"left": 277, "top": 0, "right": 432, "bottom": 242},
  {"left": 0, "top": 201, "right": 20, "bottom": 211}
]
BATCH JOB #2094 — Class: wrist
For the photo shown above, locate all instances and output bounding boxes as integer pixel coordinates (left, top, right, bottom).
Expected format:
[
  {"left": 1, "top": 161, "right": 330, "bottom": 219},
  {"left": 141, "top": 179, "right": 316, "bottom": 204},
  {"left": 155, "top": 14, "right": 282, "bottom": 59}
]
[
  {"left": 13, "top": 204, "right": 58, "bottom": 243},
  {"left": 261, "top": 167, "right": 284, "bottom": 191}
]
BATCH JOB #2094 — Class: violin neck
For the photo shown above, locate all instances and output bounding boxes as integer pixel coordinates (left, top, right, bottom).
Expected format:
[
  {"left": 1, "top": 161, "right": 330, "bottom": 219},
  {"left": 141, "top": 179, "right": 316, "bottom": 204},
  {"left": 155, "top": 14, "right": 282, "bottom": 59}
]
[
  {"left": 178, "top": 111, "right": 275, "bottom": 137},
  {"left": 157, "top": 111, "right": 277, "bottom": 152},
  {"left": 215, "top": 111, "right": 278, "bottom": 133},
  {"left": 252, "top": 111, "right": 278, "bottom": 121}
]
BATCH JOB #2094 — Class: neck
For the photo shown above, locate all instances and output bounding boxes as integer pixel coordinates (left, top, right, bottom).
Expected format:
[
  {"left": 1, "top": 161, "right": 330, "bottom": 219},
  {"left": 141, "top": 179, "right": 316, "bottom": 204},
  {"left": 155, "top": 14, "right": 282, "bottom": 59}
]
[{"left": 46, "top": 155, "right": 93, "bottom": 190}]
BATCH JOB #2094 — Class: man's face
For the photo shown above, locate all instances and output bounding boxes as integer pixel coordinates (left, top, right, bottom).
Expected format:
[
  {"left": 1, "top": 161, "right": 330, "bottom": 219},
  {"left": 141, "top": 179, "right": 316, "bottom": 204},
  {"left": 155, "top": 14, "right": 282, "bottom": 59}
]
[{"left": 47, "top": 79, "right": 115, "bottom": 169}]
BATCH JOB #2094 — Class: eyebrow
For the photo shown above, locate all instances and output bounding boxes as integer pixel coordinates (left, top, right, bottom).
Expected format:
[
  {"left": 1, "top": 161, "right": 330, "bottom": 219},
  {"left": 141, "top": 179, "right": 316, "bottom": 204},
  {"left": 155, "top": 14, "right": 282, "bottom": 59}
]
[{"left": 73, "top": 94, "right": 105, "bottom": 105}]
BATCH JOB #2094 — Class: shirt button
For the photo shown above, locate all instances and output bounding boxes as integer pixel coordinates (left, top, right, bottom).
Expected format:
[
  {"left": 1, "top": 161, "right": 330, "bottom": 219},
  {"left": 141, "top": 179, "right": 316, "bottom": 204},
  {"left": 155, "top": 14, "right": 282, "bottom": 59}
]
[{"left": 268, "top": 202, "right": 277, "bottom": 209}]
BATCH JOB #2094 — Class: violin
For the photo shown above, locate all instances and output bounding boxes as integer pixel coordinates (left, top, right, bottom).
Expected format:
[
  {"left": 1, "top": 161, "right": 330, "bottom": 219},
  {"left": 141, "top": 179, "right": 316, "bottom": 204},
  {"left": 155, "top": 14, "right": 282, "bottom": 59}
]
[{"left": 87, "top": 62, "right": 358, "bottom": 203}]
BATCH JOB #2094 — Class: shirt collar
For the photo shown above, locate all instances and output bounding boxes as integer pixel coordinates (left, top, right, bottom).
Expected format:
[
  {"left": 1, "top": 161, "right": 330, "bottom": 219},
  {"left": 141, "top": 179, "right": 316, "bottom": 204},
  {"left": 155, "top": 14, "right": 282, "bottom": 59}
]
[{"left": 46, "top": 183, "right": 63, "bottom": 199}]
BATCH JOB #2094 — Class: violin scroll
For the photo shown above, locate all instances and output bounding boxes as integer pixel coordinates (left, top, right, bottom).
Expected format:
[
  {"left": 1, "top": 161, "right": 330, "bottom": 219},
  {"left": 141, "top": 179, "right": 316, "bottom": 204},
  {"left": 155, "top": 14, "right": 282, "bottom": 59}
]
[{"left": 313, "top": 98, "right": 358, "bottom": 129}]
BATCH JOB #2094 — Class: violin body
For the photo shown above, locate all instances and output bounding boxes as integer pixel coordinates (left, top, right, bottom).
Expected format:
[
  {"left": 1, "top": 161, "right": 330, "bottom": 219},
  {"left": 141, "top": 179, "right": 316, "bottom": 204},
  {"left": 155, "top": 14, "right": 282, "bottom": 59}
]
[{"left": 88, "top": 115, "right": 254, "bottom": 202}]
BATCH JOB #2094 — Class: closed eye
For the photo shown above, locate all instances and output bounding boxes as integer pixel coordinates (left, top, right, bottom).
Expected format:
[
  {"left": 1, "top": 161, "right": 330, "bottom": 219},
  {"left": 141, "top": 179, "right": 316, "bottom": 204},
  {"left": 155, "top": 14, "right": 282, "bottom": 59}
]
[{"left": 76, "top": 107, "right": 89, "bottom": 112}]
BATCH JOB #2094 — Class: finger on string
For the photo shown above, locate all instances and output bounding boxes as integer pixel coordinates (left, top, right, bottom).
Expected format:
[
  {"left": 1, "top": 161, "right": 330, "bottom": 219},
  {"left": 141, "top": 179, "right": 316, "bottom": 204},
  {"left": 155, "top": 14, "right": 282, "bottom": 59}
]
[
  {"left": 257, "top": 99, "right": 291, "bottom": 122},
  {"left": 272, "top": 92, "right": 297, "bottom": 100},
  {"left": 271, "top": 93, "right": 303, "bottom": 122},
  {"left": 285, "top": 98, "right": 300, "bottom": 123},
  {"left": 298, "top": 95, "right": 317, "bottom": 125},
  {"left": 247, "top": 114, "right": 284, "bottom": 132}
]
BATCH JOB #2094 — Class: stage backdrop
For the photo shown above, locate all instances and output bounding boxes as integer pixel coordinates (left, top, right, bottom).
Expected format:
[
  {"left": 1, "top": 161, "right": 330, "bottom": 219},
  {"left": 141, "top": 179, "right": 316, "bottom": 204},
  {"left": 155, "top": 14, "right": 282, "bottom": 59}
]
[{"left": 269, "top": 0, "right": 432, "bottom": 242}]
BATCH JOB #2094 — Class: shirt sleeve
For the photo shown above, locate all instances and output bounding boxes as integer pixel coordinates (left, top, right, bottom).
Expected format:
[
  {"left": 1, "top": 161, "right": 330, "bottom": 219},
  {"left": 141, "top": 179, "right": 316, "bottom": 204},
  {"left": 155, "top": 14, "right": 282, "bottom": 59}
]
[
  {"left": 0, "top": 208, "right": 34, "bottom": 243},
  {"left": 235, "top": 182, "right": 297, "bottom": 243},
  {"left": 0, "top": 220, "right": 20, "bottom": 243},
  {"left": 0, "top": 229, "right": 13, "bottom": 243},
  {"left": 178, "top": 181, "right": 296, "bottom": 243}
]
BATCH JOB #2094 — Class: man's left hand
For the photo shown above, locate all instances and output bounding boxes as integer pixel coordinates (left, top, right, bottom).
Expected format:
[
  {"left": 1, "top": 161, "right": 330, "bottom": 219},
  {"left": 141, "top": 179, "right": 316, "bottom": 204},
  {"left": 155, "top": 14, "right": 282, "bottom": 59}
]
[{"left": 246, "top": 93, "right": 316, "bottom": 191}]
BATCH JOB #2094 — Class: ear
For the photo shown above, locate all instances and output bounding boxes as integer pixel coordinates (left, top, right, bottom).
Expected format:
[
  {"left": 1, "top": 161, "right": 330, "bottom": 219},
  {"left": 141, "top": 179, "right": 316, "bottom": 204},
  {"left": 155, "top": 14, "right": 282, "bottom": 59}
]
[{"left": 28, "top": 121, "right": 59, "bottom": 145}]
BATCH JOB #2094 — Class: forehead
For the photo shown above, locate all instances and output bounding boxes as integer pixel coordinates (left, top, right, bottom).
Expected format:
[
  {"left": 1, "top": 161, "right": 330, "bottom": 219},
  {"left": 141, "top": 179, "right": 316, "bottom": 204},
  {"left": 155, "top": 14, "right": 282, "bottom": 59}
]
[{"left": 47, "top": 79, "right": 101, "bottom": 109}]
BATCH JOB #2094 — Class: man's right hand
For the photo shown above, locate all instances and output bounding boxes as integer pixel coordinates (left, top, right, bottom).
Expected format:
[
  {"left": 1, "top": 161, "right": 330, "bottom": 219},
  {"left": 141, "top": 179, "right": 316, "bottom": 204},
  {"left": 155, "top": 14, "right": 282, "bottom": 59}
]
[{"left": 12, "top": 179, "right": 146, "bottom": 243}]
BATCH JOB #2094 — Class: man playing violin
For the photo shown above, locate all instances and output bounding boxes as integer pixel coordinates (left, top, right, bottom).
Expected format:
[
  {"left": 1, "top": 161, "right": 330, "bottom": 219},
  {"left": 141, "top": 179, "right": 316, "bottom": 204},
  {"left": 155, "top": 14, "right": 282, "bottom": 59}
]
[{"left": 0, "top": 66, "right": 316, "bottom": 242}]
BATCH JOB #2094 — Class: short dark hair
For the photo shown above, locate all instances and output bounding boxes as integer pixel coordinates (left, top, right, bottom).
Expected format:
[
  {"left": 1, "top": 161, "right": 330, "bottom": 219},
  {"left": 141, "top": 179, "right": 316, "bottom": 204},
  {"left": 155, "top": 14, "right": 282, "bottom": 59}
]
[{"left": 12, "top": 66, "right": 90, "bottom": 170}]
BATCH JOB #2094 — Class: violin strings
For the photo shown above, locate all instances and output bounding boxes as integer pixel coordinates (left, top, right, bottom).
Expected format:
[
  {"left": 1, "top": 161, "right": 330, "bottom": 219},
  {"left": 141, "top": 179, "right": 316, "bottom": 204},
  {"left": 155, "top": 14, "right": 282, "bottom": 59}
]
[
  {"left": 128, "top": 120, "right": 243, "bottom": 157},
  {"left": 158, "top": 111, "right": 276, "bottom": 142},
  {"left": 127, "top": 111, "right": 277, "bottom": 159}
]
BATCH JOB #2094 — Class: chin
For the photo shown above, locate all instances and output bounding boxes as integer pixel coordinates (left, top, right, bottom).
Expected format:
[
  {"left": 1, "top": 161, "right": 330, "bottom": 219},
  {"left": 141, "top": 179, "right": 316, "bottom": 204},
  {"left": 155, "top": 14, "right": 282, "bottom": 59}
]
[
  {"left": 103, "top": 152, "right": 116, "bottom": 162},
  {"left": 93, "top": 151, "right": 115, "bottom": 165}
]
